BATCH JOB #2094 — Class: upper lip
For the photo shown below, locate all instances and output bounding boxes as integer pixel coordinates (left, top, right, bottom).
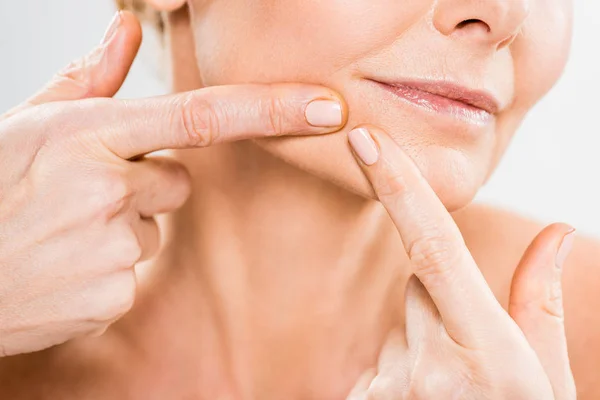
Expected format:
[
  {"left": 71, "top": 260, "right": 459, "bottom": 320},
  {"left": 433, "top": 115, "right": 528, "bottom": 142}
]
[{"left": 368, "top": 79, "right": 501, "bottom": 115}]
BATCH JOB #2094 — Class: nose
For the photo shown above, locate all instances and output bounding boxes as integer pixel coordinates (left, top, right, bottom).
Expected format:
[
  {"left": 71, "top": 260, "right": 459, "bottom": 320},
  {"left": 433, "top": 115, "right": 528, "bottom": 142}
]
[{"left": 433, "top": 0, "right": 531, "bottom": 49}]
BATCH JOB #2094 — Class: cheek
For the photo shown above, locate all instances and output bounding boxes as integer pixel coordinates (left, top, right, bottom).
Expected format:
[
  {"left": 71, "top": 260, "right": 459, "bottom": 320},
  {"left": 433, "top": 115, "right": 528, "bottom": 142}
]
[
  {"left": 187, "top": 0, "right": 573, "bottom": 211},
  {"left": 513, "top": 0, "right": 573, "bottom": 111},
  {"left": 191, "top": 0, "right": 431, "bottom": 85}
]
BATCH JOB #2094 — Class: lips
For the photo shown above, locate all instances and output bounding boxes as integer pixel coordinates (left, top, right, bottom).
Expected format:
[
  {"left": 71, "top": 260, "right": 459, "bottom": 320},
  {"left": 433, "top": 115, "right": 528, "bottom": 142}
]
[{"left": 367, "top": 79, "right": 501, "bottom": 126}]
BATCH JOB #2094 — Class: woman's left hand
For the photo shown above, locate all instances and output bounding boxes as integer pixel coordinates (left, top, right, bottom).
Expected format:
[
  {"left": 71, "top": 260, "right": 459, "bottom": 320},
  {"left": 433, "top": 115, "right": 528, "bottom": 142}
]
[{"left": 345, "top": 125, "right": 577, "bottom": 400}]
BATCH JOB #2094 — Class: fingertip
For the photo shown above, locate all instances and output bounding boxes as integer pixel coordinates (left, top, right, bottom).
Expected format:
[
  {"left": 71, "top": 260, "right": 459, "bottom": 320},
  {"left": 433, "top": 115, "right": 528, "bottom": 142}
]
[
  {"left": 346, "top": 124, "right": 421, "bottom": 202},
  {"left": 349, "top": 124, "right": 392, "bottom": 147},
  {"left": 556, "top": 226, "right": 576, "bottom": 270},
  {"left": 540, "top": 223, "right": 576, "bottom": 245},
  {"left": 106, "top": 10, "right": 143, "bottom": 66},
  {"left": 318, "top": 87, "right": 350, "bottom": 129},
  {"left": 517, "top": 223, "right": 575, "bottom": 273},
  {"left": 116, "top": 10, "right": 144, "bottom": 44},
  {"left": 346, "top": 124, "right": 411, "bottom": 169},
  {"left": 348, "top": 126, "right": 380, "bottom": 166},
  {"left": 101, "top": 10, "right": 142, "bottom": 52},
  {"left": 97, "top": 11, "right": 143, "bottom": 96},
  {"left": 304, "top": 99, "right": 345, "bottom": 129}
]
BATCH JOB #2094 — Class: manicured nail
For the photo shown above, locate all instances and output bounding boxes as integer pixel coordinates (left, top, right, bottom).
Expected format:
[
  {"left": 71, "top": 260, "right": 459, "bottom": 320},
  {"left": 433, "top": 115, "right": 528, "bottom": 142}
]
[
  {"left": 101, "top": 11, "right": 122, "bottom": 45},
  {"left": 556, "top": 228, "right": 576, "bottom": 269},
  {"left": 305, "top": 100, "right": 343, "bottom": 127},
  {"left": 348, "top": 127, "right": 380, "bottom": 165}
]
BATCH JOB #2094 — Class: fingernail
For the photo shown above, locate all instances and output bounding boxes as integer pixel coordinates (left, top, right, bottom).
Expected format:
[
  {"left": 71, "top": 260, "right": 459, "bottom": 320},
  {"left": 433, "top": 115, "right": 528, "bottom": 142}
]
[
  {"left": 348, "top": 127, "right": 380, "bottom": 165},
  {"left": 556, "top": 228, "right": 576, "bottom": 269},
  {"left": 305, "top": 100, "right": 343, "bottom": 127},
  {"left": 101, "top": 11, "right": 122, "bottom": 45}
]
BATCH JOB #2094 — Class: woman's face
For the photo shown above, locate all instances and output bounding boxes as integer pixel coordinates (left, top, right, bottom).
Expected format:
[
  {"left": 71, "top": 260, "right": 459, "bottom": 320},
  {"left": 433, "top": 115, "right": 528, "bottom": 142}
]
[{"left": 185, "top": 0, "right": 572, "bottom": 210}]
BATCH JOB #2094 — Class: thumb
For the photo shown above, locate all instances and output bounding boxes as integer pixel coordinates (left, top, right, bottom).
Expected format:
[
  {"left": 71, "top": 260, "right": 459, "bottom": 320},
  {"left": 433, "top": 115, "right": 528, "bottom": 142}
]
[
  {"left": 509, "top": 223, "right": 577, "bottom": 400},
  {"left": 3, "top": 11, "right": 142, "bottom": 119}
]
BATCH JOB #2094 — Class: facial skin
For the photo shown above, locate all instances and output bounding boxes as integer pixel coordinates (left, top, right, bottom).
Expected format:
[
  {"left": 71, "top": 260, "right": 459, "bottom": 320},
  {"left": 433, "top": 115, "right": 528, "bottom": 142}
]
[{"left": 172, "top": 0, "right": 574, "bottom": 211}]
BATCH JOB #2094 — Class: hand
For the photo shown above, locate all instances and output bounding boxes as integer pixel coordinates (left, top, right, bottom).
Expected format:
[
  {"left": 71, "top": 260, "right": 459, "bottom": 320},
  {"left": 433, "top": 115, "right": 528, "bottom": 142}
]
[
  {"left": 0, "top": 11, "right": 346, "bottom": 357},
  {"left": 345, "top": 126, "right": 576, "bottom": 400}
]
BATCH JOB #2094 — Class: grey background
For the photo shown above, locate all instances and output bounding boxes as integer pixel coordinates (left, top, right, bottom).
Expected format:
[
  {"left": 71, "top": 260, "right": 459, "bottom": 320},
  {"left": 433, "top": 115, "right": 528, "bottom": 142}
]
[{"left": 1, "top": 1, "right": 599, "bottom": 237}]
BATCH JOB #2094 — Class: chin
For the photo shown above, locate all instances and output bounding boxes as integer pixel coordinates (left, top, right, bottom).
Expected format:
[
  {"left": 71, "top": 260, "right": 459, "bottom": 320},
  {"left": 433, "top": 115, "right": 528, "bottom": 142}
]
[{"left": 254, "top": 124, "right": 486, "bottom": 212}]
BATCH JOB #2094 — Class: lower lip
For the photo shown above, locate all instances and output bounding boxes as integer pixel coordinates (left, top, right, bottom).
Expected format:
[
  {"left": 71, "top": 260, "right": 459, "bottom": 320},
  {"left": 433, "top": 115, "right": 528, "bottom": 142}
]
[{"left": 370, "top": 81, "right": 494, "bottom": 126}]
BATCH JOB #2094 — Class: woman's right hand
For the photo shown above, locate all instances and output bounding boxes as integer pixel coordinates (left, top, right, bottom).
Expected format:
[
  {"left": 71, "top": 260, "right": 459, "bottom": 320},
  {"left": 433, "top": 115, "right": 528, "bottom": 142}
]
[{"left": 0, "top": 11, "right": 346, "bottom": 357}]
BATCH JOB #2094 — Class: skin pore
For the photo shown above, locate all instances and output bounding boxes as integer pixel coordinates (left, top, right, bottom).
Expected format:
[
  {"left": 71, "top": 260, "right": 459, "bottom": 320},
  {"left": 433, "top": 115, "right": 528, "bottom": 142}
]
[{"left": 4, "top": 1, "right": 600, "bottom": 399}]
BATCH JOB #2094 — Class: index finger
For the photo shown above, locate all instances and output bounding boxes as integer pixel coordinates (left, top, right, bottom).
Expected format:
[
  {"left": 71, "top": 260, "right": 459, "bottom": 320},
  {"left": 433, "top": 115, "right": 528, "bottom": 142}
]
[
  {"left": 347, "top": 125, "right": 507, "bottom": 345},
  {"left": 97, "top": 83, "right": 347, "bottom": 159}
]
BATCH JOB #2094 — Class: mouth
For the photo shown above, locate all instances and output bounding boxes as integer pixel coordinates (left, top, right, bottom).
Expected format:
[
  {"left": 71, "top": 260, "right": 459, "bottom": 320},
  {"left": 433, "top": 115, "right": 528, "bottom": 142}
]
[{"left": 366, "top": 79, "right": 501, "bottom": 126}]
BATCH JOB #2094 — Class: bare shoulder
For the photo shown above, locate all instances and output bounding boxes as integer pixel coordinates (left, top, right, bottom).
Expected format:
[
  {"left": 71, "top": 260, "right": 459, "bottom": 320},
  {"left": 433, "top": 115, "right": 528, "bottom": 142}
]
[
  {"left": 452, "top": 202, "right": 600, "bottom": 292},
  {"left": 452, "top": 202, "right": 544, "bottom": 305},
  {"left": 453, "top": 202, "right": 600, "bottom": 399}
]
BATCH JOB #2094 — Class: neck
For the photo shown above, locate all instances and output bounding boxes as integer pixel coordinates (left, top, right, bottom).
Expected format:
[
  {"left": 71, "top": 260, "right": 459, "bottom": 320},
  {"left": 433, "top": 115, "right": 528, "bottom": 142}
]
[{"left": 123, "top": 141, "right": 410, "bottom": 399}]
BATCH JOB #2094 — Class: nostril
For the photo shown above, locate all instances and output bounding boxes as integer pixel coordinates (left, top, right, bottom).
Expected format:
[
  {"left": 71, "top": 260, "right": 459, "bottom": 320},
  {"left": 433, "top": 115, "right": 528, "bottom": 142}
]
[{"left": 456, "top": 19, "right": 491, "bottom": 33}]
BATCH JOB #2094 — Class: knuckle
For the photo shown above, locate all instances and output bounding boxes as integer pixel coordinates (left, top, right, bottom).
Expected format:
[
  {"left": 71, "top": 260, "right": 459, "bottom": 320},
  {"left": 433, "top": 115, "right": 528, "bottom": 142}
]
[
  {"left": 110, "top": 274, "right": 137, "bottom": 318},
  {"left": 179, "top": 93, "right": 220, "bottom": 147},
  {"left": 27, "top": 98, "right": 111, "bottom": 143},
  {"left": 406, "top": 368, "right": 459, "bottom": 400},
  {"left": 113, "top": 228, "right": 143, "bottom": 268},
  {"left": 373, "top": 169, "right": 408, "bottom": 200},
  {"left": 264, "top": 94, "right": 289, "bottom": 136},
  {"left": 408, "top": 234, "right": 460, "bottom": 282},
  {"left": 511, "top": 279, "right": 565, "bottom": 321},
  {"left": 54, "top": 56, "right": 95, "bottom": 97},
  {"left": 21, "top": 103, "right": 76, "bottom": 141},
  {"left": 542, "top": 279, "right": 565, "bottom": 319},
  {"left": 87, "top": 170, "right": 133, "bottom": 221}
]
